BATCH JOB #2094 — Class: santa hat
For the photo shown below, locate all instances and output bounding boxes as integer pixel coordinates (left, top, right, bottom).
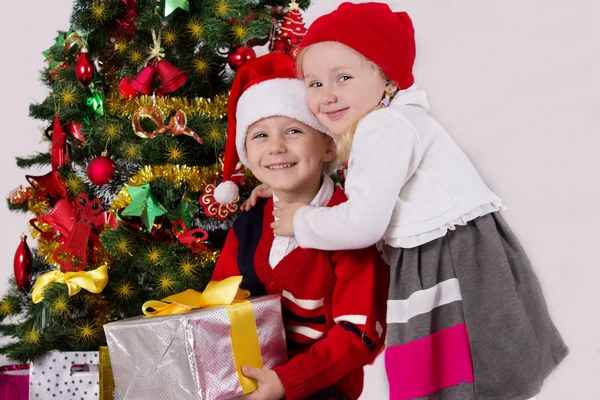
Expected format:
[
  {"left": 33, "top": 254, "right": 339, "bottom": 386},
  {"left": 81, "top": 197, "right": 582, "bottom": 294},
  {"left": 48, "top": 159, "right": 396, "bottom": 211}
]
[
  {"left": 298, "top": 2, "right": 416, "bottom": 89},
  {"left": 214, "top": 52, "right": 333, "bottom": 204}
]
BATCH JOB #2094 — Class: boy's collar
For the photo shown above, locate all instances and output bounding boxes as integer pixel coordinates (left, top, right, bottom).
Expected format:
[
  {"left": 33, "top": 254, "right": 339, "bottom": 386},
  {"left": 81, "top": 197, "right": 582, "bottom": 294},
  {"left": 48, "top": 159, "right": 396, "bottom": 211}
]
[{"left": 272, "top": 172, "right": 334, "bottom": 209}]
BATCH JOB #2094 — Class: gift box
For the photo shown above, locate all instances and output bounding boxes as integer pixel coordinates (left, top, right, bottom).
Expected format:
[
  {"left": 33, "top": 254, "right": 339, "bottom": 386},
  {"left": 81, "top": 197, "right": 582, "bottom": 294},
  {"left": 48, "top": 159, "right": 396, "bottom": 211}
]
[
  {"left": 104, "top": 277, "right": 287, "bottom": 400},
  {"left": 0, "top": 364, "right": 29, "bottom": 400},
  {"left": 28, "top": 351, "right": 99, "bottom": 399}
]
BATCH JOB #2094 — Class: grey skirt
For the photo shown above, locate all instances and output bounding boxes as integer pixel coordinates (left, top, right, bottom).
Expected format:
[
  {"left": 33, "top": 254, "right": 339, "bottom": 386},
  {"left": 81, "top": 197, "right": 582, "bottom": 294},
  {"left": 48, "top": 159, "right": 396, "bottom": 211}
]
[{"left": 383, "top": 212, "right": 568, "bottom": 400}]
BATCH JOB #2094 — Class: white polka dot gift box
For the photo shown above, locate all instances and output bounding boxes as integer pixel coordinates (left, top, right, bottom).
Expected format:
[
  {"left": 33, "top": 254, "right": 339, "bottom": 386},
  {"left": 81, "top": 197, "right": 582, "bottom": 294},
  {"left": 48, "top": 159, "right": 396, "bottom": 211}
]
[
  {"left": 103, "top": 278, "right": 287, "bottom": 400},
  {"left": 29, "top": 351, "right": 99, "bottom": 399}
]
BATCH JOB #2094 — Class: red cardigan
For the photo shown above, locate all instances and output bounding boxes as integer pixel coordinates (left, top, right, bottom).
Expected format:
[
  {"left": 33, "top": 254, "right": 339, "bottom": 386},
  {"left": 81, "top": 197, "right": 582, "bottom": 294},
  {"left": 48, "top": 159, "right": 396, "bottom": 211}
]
[{"left": 212, "top": 187, "right": 389, "bottom": 400}]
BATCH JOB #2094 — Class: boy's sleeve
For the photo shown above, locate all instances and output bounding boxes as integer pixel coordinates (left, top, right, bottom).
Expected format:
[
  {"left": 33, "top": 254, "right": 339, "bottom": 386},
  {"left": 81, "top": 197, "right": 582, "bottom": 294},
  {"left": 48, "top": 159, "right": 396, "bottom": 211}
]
[
  {"left": 294, "top": 113, "right": 422, "bottom": 250},
  {"left": 211, "top": 227, "right": 241, "bottom": 281},
  {"left": 273, "top": 247, "right": 389, "bottom": 400}
]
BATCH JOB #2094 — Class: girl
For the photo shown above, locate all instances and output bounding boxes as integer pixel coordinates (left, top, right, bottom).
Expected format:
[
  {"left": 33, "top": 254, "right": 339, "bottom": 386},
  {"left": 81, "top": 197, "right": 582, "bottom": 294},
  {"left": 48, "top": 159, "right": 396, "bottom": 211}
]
[{"left": 245, "top": 2, "right": 568, "bottom": 400}]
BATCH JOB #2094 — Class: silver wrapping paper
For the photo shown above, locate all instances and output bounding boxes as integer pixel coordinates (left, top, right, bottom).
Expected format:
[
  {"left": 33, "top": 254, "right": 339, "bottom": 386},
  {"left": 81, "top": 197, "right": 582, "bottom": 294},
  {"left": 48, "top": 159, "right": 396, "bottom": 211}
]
[
  {"left": 186, "top": 295, "right": 288, "bottom": 399},
  {"left": 104, "top": 294, "right": 287, "bottom": 400}
]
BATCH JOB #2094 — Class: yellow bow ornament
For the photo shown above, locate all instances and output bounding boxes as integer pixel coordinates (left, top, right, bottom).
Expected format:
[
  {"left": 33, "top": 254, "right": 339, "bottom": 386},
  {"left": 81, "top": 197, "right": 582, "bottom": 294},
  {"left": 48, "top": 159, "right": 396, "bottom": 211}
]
[{"left": 32, "top": 265, "right": 109, "bottom": 304}]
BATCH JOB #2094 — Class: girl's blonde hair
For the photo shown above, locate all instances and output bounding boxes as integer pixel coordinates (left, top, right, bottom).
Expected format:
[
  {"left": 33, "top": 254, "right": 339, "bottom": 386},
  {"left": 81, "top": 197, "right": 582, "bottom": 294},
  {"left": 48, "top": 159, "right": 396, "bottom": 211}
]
[{"left": 296, "top": 46, "right": 397, "bottom": 163}]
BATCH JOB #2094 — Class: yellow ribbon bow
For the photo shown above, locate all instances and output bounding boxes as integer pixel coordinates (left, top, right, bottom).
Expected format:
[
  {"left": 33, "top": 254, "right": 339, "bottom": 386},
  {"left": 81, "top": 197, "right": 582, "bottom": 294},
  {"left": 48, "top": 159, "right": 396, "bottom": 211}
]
[
  {"left": 142, "top": 276, "right": 263, "bottom": 394},
  {"left": 32, "top": 265, "right": 109, "bottom": 304}
]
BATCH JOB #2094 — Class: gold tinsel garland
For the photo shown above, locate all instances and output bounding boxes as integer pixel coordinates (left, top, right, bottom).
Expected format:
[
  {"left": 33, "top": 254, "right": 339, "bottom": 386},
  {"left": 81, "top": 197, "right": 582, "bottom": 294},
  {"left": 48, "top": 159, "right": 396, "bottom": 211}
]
[
  {"left": 27, "top": 195, "right": 50, "bottom": 217},
  {"left": 106, "top": 92, "right": 228, "bottom": 119},
  {"left": 110, "top": 164, "right": 221, "bottom": 212}
]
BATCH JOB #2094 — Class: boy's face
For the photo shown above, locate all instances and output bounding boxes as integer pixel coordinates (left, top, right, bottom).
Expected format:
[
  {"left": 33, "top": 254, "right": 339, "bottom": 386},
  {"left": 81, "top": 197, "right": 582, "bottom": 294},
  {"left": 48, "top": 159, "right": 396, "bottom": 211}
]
[
  {"left": 245, "top": 116, "right": 335, "bottom": 202},
  {"left": 301, "top": 41, "right": 393, "bottom": 135}
]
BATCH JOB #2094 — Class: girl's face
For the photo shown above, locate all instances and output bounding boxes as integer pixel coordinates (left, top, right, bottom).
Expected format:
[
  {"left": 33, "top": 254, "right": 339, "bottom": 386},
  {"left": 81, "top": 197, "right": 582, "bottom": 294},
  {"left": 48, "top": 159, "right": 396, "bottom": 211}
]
[{"left": 301, "top": 41, "right": 393, "bottom": 135}]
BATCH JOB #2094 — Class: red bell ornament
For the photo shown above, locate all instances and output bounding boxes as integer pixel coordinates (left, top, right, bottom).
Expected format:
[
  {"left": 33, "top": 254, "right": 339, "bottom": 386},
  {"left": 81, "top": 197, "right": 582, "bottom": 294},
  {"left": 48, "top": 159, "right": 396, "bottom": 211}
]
[
  {"left": 129, "top": 65, "right": 157, "bottom": 95},
  {"left": 156, "top": 59, "right": 188, "bottom": 93},
  {"left": 14, "top": 234, "right": 33, "bottom": 293},
  {"left": 75, "top": 50, "right": 94, "bottom": 87},
  {"left": 118, "top": 77, "right": 139, "bottom": 99}
]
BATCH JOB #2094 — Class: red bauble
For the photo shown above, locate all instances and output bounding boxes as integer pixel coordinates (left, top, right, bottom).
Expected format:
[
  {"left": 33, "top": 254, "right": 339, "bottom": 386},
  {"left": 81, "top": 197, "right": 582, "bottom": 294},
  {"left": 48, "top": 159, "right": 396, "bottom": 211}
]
[
  {"left": 87, "top": 153, "right": 116, "bottom": 185},
  {"left": 227, "top": 46, "right": 256, "bottom": 71},
  {"left": 14, "top": 235, "right": 32, "bottom": 293},
  {"left": 75, "top": 50, "right": 94, "bottom": 87}
]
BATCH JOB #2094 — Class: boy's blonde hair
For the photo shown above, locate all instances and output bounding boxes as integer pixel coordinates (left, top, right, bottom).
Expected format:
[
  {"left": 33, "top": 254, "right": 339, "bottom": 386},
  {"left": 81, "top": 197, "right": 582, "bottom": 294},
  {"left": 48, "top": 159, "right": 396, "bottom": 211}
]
[{"left": 296, "top": 47, "right": 397, "bottom": 163}]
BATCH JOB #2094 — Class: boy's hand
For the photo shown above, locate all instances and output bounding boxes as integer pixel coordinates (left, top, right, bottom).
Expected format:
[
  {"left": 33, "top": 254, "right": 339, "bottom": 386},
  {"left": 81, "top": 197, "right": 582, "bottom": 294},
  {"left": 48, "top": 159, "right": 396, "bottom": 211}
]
[
  {"left": 233, "top": 366, "right": 285, "bottom": 400},
  {"left": 241, "top": 184, "right": 272, "bottom": 211},
  {"left": 271, "top": 201, "right": 305, "bottom": 236}
]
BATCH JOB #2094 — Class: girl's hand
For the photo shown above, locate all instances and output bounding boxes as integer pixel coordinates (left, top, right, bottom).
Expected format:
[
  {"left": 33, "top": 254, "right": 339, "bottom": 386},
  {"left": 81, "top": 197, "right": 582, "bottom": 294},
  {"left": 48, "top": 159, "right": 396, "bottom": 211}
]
[
  {"left": 271, "top": 201, "right": 306, "bottom": 236},
  {"left": 241, "top": 184, "right": 273, "bottom": 212},
  {"left": 233, "top": 366, "right": 285, "bottom": 400}
]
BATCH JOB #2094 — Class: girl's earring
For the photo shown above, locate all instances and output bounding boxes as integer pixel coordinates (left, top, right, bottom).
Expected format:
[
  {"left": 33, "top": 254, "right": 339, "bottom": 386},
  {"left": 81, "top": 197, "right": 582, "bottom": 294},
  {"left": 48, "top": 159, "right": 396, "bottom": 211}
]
[{"left": 379, "top": 88, "right": 395, "bottom": 107}]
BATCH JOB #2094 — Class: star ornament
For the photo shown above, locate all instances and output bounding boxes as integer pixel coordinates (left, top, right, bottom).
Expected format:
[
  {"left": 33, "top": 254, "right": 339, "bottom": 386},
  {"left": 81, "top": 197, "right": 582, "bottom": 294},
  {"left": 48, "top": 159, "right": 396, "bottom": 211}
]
[
  {"left": 122, "top": 184, "right": 168, "bottom": 232},
  {"left": 165, "top": 0, "right": 190, "bottom": 17}
]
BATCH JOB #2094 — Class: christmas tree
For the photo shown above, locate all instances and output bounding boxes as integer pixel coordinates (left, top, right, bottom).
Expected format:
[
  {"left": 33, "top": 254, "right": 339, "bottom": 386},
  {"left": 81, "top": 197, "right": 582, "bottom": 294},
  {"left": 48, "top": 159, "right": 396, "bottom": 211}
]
[{"left": 0, "top": 0, "right": 310, "bottom": 364}]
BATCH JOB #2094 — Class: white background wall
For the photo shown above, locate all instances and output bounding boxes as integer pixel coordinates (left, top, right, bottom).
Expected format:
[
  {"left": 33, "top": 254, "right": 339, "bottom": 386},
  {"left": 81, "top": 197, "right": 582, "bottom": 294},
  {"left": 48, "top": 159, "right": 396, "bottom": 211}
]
[{"left": 1, "top": 1, "right": 598, "bottom": 398}]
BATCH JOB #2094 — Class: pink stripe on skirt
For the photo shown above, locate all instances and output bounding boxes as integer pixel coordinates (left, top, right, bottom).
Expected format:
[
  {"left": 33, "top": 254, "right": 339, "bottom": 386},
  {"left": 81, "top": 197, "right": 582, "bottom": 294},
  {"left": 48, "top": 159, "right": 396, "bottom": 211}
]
[{"left": 385, "top": 323, "right": 474, "bottom": 399}]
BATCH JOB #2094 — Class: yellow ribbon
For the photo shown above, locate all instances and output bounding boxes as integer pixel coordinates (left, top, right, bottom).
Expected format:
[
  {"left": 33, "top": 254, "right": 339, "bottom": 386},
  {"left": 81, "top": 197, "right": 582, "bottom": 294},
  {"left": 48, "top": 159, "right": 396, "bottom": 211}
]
[
  {"left": 32, "top": 265, "right": 109, "bottom": 304},
  {"left": 141, "top": 276, "right": 263, "bottom": 394}
]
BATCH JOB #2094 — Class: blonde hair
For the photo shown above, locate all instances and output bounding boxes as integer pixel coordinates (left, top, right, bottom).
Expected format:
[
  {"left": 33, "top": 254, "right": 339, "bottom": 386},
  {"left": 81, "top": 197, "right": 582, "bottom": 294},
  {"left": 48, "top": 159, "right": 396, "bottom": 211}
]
[{"left": 296, "top": 46, "right": 397, "bottom": 163}]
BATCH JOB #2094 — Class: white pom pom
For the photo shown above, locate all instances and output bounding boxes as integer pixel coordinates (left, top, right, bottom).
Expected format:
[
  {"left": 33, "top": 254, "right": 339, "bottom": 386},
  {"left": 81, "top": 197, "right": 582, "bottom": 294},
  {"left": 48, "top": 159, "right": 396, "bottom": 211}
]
[{"left": 214, "top": 181, "right": 239, "bottom": 204}]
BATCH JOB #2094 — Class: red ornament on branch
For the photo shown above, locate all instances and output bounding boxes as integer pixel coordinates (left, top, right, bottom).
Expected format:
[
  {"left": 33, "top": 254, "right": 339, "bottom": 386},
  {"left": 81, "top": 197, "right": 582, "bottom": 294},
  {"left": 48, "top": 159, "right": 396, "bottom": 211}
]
[
  {"left": 200, "top": 184, "right": 238, "bottom": 220},
  {"left": 156, "top": 59, "right": 188, "bottom": 93},
  {"left": 172, "top": 220, "right": 211, "bottom": 255},
  {"left": 75, "top": 50, "right": 94, "bottom": 87},
  {"left": 227, "top": 46, "right": 256, "bottom": 71},
  {"left": 87, "top": 152, "right": 116, "bottom": 186},
  {"left": 30, "top": 194, "right": 118, "bottom": 272},
  {"left": 14, "top": 235, "right": 33, "bottom": 293}
]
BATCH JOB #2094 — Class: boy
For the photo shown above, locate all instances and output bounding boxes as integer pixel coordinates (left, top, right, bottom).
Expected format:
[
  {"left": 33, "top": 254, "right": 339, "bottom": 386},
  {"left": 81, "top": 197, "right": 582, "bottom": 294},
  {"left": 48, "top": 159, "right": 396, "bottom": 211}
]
[{"left": 211, "top": 52, "right": 389, "bottom": 400}]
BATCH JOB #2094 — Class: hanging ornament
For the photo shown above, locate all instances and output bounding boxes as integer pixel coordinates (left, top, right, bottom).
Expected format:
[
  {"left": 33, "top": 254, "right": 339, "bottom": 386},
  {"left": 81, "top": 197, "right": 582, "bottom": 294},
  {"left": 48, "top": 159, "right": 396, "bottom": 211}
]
[
  {"left": 14, "top": 234, "right": 33, "bottom": 293},
  {"left": 121, "top": 184, "right": 168, "bottom": 232},
  {"left": 172, "top": 220, "right": 211, "bottom": 255},
  {"left": 87, "top": 152, "right": 116, "bottom": 185},
  {"left": 165, "top": 0, "right": 190, "bottom": 17},
  {"left": 30, "top": 194, "right": 118, "bottom": 272},
  {"left": 118, "top": 77, "right": 139, "bottom": 99},
  {"left": 69, "top": 121, "right": 86, "bottom": 143},
  {"left": 86, "top": 87, "right": 105, "bottom": 116},
  {"left": 128, "top": 65, "right": 157, "bottom": 95},
  {"left": 156, "top": 59, "right": 188, "bottom": 93},
  {"left": 200, "top": 184, "right": 238, "bottom": 220},
  {"left": 115, "top": 0, "right": 139, "bottom": 37},
  {"left": 26, "top": 170, "right": 67, "bottom": 201},
  {"left": 227, "top": 46, "right": 256, "bottom": 71},
  {"left": 75, "top": 49, "right": 94, "bottom": 87},
  {"left": 271, "top": 0, "right": 307, "bottom": 57},
  {"left": 167, "top": 196, "right": 199, "bottom": 228},
  {"left": 131, "top": 106, "right": 204, "bottom": 145},
  {"left": 9, "top": 185, "right": 34, "bottom": 205},
  {"left": 49, "top": 115, "right": 68, "bottom": 170}
]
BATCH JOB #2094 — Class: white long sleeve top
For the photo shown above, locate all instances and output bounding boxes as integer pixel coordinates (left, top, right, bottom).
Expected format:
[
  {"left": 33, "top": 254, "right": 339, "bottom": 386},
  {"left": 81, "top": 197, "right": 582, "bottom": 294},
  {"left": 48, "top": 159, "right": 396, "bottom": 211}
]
[{"left": 294, "top": 85, "right": 504, "bottom": 250}]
